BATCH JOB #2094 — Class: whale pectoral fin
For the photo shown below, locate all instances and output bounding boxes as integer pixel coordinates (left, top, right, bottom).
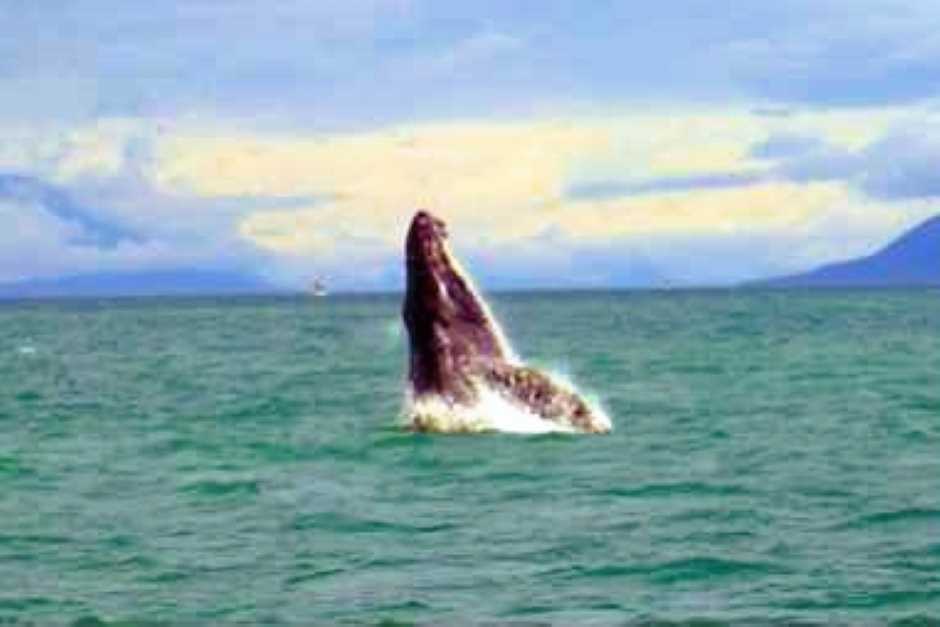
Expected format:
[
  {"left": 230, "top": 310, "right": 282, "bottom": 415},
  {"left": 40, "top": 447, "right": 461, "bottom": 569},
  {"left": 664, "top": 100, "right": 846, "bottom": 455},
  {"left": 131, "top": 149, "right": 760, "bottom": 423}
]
[{"left": 481, "top": 363, "right": 604, "bottom": 432}]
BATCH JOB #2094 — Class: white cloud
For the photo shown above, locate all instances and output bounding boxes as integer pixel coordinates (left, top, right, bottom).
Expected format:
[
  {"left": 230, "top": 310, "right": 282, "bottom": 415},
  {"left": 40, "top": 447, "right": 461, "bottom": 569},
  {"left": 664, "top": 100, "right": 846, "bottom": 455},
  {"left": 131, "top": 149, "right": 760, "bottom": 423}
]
[{"left": 3, "top": 105, "right": 939, "bottom": 288}]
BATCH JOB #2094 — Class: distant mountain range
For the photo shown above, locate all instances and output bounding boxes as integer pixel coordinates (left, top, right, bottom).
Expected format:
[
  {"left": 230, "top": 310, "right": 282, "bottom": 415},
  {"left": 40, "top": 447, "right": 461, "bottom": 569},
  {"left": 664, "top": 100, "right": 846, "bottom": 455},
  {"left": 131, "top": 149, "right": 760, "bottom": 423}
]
[
  {"left": 757, "top": 215, "right": 940, "bottom": 288},
  {"left": 1, "top": 216, "right": 937, "bottom": 298},
  {"left": 0, "top": 269, "right": 277, "bottom": 299}
]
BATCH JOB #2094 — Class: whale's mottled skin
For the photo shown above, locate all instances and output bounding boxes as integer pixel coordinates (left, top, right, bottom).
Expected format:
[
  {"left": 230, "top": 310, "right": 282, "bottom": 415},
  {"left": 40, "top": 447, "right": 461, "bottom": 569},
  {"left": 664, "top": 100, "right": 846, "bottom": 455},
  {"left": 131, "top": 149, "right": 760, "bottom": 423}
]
[{"left": 402, "top": 210, "right": 611, "bottom": 434}]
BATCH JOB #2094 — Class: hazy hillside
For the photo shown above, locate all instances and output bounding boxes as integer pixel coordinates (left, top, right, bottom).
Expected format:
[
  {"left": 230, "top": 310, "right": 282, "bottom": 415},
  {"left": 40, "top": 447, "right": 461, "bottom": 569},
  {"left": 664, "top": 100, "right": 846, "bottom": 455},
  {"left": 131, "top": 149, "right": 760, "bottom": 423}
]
[
  {"left": 0, "top": 269, "right": 276, "bottom": 299},
  {"left": 759, "top": 215, "right": 940, "bottom": 287}
]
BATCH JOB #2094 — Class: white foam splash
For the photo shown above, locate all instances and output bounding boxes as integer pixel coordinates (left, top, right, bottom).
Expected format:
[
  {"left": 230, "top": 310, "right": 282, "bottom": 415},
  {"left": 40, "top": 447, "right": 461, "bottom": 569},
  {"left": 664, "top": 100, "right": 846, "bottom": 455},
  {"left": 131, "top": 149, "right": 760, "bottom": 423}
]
[
  {"left": 403, "top": 371, "right": 612, "bottom": 435},
  {"left": 405, "top": 384, "right": 575, "bottom": 434}
]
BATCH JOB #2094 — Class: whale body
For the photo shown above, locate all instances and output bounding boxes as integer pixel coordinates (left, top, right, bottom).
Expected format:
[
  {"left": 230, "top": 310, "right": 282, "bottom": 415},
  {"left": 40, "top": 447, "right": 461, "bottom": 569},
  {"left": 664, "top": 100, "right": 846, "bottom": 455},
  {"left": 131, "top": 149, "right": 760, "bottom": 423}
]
[{"left": 402, "top": 210, "right": 612, "bottom": 434}]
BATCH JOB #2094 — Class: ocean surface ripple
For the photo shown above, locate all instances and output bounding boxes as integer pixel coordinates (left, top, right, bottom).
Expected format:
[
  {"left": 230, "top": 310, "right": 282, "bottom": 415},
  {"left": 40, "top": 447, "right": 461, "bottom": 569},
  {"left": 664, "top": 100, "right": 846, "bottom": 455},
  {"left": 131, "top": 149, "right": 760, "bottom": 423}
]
[{"left": 1, "top": 290, "right": 938, "bottom": 623}]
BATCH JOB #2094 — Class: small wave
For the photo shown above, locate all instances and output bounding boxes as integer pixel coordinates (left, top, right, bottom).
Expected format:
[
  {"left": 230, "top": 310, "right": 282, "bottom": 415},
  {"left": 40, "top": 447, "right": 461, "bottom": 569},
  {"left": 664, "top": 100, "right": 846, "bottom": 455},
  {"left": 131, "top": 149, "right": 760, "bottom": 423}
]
[
  {"left": 681, "top": 529, "right": 758, "bottom": 544},
  {"left": 312, "top": 442, "right": 372, "bottom": 463},
  {"left": 0, "top": 532, "right": 70, "bottom": 546},
  {"left": 370, "top": 599, "right": 433, "bottom": 619},
  {"left": 0, "top": 456, "right": 37, "bottom": 478},
  {"left": 290, "top": 511, "right": 456, "bottom": 535},
  {"left": 903, "top": 396, "right": 940, "bottom": 413},
  {"left": 16, "top": 345, "right": 37, "bottom": 355},
  {"left": 503, "top": 603, "right": 631, "bottom": 622},
  {"left": 70, "top": 617, "right": 171, "bottom": 627},
  {"left": 370, "top": 432, "right": 435, "bottom": 450},
  {"left": 777, "top": 588, "right": 940, "bottom": 610},
  {"left": 476, "top": 470, "right": 542, "bottom": 482},
  {"left": 502, "top": 603, "right": 557, "bottom": 616},
  {"left": 604, "top": 481, "right": 752, "bottom": 499},
  {"left": 111, "top": 554, "right": 159, "bottom": 570},
  {"left": 244, "top": 440, "right": 318, "bottom": 463},
  {"left": 837, "top": 507, "right": 940, "bottom": 529},
  {"left": 648, "top": 557, "right": 786, "bottom": 584},
  {"left": 0, "top": 596, "right": 55, "bottom": 611},
  {"left": 666, "top": 507, "right": 772, "bottom": 525},
  {"left": 146, "top": 436, "right": 223, "bottom": 457},
  {"left": 363, "top": 555, "right": 424, "bottom": 569},
  {"left": 143, "top": 570, "right": 190, "bottom": 584},
  {"left": 180, "top": 478, "right": 260, "bottom": 497},
  {"left": 545, "top": 557, "right": 785, "bottom": 584},
  {"left": 284, "top": 567, "right": 345, "bottom": 586},
  {"left": 13, "top": 390, "right": 41, "bottom": 402},
  {"left": 892, "top": 614, "right": 940, "bottom": 627},
  {"left": 795, "top": 486, "right": 857, "bottom": 499},
  {"left": 902, "top": 429, "right": 933, "bottom": 442}
]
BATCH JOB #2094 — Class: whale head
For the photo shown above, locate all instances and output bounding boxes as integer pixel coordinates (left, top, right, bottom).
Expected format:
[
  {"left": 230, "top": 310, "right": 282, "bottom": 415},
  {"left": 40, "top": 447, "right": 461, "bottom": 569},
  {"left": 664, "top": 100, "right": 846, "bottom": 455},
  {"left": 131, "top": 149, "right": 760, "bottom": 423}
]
[{"left": 403, "top": 210, "right": 509, "bottom": 401}]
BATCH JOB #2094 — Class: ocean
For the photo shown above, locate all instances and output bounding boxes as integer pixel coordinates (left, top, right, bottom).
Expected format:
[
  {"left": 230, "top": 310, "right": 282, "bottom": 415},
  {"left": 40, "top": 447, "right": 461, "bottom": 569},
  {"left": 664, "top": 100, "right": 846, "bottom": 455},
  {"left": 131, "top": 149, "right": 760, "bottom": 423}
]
[{"left": 1, "top": 289, "right": 938, "bottom": 624}]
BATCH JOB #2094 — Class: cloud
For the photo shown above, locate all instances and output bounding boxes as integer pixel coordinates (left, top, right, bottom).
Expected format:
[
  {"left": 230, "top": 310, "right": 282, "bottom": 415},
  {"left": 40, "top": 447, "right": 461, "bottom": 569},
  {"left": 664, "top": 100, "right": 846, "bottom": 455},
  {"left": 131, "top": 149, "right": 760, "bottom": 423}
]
[
  {"left": 755, "top": 120, "right": 940, "bottom": 202},
  {"left": 749, "top": 134, "right": 824, "bottom": 159},
  {"left": 0, "top": 173, "right": 142, "bottom": 249},
  {"left": 0, "top": 122, "right": 292, "bottom": 282},
  {"left": 153, "top": 119, "right": 615, "bottom": 254},
  {"left": 417, "top": 29, "right": 525, "bottom": 76},
  {"left": 7, "top": 1, "right": 940, "bottom": 130},
  {"left": 0, "top": 185, "right": 200, "bottom": 283},
  {"left": 143, "top": 110, "right": 927, "bottom": 287},
  {"left": 8, "top": 2, "right": 940, "bottom": 290},
  {"left": 4, "top": 106, "right": 940, "bottom": 289},
  {"left": 565, "top": 172, "right": 767, "bottom": 200},
  {"left": 560, "top": 182, "right": 848, "bottom": 240},
  {"left": 718, "top": 2, "right": 940, "bottom": 105},
  {"left": 857, "top": 126, "right": 940, "bottom": 200}
]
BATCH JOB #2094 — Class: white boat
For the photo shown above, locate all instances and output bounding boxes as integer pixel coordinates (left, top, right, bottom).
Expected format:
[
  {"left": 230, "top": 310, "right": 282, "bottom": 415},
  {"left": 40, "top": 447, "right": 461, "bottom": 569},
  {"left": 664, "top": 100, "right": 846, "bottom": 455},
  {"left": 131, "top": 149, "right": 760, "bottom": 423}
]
[{"left": 309, "top": 277, "right": 328, "bottom": 297}]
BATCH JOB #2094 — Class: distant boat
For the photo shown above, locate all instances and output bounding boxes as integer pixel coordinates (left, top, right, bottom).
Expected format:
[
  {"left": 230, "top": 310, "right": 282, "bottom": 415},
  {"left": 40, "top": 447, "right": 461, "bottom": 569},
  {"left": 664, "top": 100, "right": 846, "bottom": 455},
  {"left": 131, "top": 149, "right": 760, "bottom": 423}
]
[{"left": 309, "top": 277, "right": 328, "bottom": 297}]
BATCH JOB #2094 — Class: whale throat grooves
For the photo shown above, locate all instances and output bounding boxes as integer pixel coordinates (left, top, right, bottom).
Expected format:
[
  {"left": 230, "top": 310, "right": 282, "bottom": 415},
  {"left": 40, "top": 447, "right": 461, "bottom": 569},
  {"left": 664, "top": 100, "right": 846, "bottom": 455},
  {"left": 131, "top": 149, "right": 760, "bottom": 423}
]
[{"left": 401, "top": 210, "right": 612, "bottom": 434}]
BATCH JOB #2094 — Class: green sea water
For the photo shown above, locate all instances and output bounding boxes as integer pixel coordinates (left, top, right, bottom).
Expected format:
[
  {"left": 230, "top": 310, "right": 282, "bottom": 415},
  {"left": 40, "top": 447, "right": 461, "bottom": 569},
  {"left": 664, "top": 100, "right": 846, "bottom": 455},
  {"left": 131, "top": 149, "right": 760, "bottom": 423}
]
[{"left": 1, "top": 290, "right": 938, "bottom": 624}]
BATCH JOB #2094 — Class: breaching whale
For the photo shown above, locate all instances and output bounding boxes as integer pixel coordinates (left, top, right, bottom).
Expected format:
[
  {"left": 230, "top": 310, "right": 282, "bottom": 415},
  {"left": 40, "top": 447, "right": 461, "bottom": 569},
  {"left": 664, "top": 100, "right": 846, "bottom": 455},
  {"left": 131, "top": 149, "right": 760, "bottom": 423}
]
[{"left": 402, "top": 210, "right": 612, "bottom": 434}]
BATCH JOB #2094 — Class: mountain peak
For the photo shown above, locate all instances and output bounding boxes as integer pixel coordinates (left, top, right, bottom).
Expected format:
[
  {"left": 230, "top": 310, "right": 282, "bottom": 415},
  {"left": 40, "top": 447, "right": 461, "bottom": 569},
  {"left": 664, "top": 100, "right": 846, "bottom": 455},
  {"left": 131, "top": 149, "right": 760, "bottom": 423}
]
[
  {"left": 759, "top": 214, "right": 940, "bottom": 287},
  {"left": 0, "top": 269, "right": 277, "bottom": 299}
]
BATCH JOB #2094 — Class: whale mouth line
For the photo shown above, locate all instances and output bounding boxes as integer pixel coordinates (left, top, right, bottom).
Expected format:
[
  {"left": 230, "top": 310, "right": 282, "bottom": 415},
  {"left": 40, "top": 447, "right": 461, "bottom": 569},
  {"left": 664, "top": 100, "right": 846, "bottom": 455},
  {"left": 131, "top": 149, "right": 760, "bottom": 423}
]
[{"left": 401, "top": 209, "right": 612, "bottom": 435}]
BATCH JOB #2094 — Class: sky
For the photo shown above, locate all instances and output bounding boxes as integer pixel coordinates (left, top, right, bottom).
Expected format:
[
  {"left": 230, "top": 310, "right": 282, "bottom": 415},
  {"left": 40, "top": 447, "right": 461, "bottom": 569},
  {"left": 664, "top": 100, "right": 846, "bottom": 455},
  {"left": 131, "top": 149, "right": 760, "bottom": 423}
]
[{"left": 3, "top": 0, "right": 940, "bottom": 290}]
